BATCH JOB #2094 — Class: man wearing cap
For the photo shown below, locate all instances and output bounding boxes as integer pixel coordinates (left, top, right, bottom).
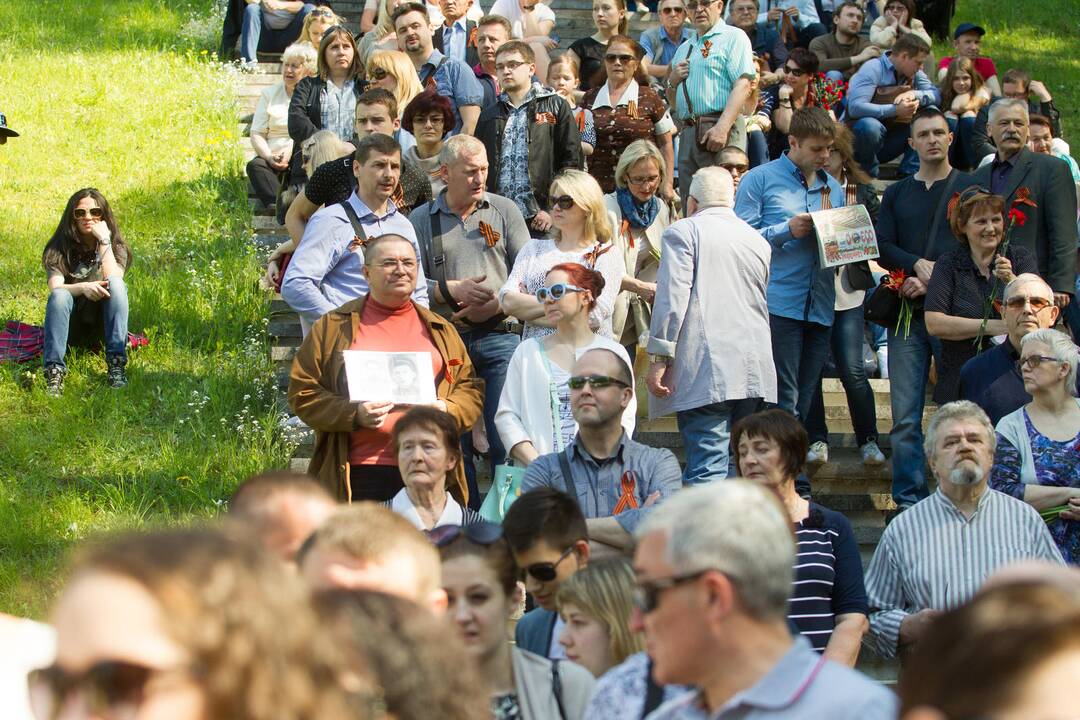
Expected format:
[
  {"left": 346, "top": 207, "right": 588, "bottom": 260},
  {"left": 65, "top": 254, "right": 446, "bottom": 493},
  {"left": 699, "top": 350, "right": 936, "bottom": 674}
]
[
  {"left": 936, "top": 22, "right": 1001, "bottom": 97},
  {"left": 0, "top": 110, "right": 18, "bottom": 144}
]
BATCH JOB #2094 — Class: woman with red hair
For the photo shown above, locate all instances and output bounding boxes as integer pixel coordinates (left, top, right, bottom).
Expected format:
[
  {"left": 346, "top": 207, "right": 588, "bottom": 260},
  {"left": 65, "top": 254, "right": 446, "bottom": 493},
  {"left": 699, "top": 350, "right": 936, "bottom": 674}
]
[{"left": 496, "top": 263, "right": 637, "bottom": 464}]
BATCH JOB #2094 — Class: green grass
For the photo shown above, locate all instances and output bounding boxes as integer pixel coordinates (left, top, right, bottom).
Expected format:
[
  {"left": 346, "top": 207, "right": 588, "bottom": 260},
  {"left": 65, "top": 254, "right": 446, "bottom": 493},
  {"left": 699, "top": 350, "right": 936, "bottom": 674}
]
[{"left": 0, "top": 0, "right": 293, "bottom": 616}]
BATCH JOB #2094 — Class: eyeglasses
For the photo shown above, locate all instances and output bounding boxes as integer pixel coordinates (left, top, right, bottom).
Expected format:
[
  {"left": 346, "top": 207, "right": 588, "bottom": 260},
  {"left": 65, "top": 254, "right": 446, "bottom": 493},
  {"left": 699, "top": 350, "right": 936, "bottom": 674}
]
[
  {"left": 369, "top": 258, "right": 418, "bottom": 272},
  {"left": 427, "top": 521, "right": 504, "bottom": 547},
  {"left": 310, "top": 7, "right": 335, "bottom": 17},
  {"left": 567, "top": 374, "right": 630, "bottom": 390},
  {"left": 495, "top": 59, "right": 529, "bottom": 72},
  {"left": 783, "top": 65, "right": 807, "bottom": 77},
  {"left": 1004, "top": 295, "right": 1053, "bottom": 312},
  {"left": 605, "top": 53, "right": 636, "bottom": 64},
  {"left": 627, "top": 173, "right": 661, "bottom": 186},
  {"left": 684, "top": 0, "right": 717, "bottom": 10},
  {"left": 535, "top": 282, "right": 585, "bottom": 302},
  {"left": 633, "top": 569, "right": 712, "bottom": 614},
  {"left": 524, "top": 546, "right": 575, "bottom": 583},
  {"left": 28, "top": 661, "right": 194, "bottom": 720},
  {"left": 1017, "top": 355, "right": 1063, "bottom": 372},
  {"left": 368, "top": 66, "right": 389, "bottom": 80},
  {"left": 720, "top": 162, "right": 749, "bottom": 174},
  {"left": 660, "top": 5, "right": 685, "bottom": 13},
  {"left": 74, "top": 207, "right": 104, "bottom": 219},
  {"left": 413, "top": 114, "right": 445, "bottom": 127},
  {"left": 551, "top": 195, "right": 576, "bottom": 210}
]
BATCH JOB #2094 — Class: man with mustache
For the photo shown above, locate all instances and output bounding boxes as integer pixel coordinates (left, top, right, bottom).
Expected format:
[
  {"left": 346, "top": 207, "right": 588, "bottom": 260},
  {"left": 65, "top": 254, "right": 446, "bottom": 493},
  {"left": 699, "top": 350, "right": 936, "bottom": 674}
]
[
  {"left": 863, "top": 400, "right": 1063, "bottom": 659},
  {"left": 973, "top": 98, "right": 1079, "bottom": 309}
]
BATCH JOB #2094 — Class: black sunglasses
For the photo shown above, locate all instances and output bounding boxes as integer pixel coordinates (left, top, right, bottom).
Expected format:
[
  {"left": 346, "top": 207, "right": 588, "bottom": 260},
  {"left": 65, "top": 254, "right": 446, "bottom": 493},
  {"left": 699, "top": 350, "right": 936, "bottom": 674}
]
[
  {"left": 605, "top": 53, "right": 636, "bottom": 64},
  {"left": 29, "top": 661, "right": 194, "bottom": 720},
  {"left": 310, "top": 7, "right": 335, "bottom": 17},
  {"left": 524, "top": 545, "right": 575, "bottom": 583},
  {"left": 427, "top": 521, "right": 504, "bottom": 547},
  {"left": 783, "top": 65, "right": 807, "bottom": 76},
  {"left": 551, "top": 195, "right": 576, "bottom": 210},
  {"left": 73, "top": 207, "right": 104, "bottom": 219},
  {"left": 567, "top": 374, "right": 630, "bottom": 390},
  {"left": 633, "top": 569, "right": 712, "bottom": 614},
  {"left": 368, "top": 66, "right": 389, "bottom": 80}
]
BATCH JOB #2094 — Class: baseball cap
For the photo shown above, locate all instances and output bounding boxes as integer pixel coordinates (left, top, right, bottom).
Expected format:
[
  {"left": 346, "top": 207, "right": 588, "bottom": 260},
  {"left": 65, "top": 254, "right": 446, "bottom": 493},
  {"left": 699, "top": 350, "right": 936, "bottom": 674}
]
[
  {"left": 0, "top": 111, "right": 18, "bottom": 138},
  {"left": 953, "top": 22, "right": 986, "bottom": 39}
]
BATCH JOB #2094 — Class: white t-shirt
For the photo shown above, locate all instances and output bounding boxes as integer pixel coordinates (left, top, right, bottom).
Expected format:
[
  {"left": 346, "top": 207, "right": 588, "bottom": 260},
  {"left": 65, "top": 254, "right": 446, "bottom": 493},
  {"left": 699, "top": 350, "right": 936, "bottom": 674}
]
[
  {"left": 363, "top": 0, "right": 484, "bottom": 22},
  {"left": 489, "top": 0, "right": 555, "bottom": 38},
  {"left": 0, "top": 617, "right": 56, "bottom": 720}
]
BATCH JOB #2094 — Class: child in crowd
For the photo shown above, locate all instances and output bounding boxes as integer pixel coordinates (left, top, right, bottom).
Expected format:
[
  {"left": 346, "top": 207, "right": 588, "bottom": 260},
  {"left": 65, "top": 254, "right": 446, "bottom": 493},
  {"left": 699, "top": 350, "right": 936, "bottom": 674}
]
[
  {"left": 937, "top": 22, "right": 1001, "bottom": 96},
  {"left": 548, "top": 53, "right": 596, "bottom": 157},
  {"left": 939, "top": 56, "right": 990, "bottom": 170}
]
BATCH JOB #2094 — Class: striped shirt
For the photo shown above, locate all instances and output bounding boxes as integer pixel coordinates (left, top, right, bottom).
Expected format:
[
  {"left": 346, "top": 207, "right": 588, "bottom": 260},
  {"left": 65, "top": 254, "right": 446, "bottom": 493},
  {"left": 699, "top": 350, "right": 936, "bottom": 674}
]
[
  {"left": 789, "top": 505, "right": 868, "bottom": 652},
  {"left": 670, "top": 20, "right": 756, "bottom": 120},
  {"left": 865, "top": 488, "right": 1064, "bottom": 658}
]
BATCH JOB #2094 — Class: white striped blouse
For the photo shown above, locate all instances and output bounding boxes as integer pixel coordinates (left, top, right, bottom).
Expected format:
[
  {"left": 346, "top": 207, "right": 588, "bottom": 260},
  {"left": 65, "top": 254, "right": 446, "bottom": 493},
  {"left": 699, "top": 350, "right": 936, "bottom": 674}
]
[{"left": 864, "top": 488, "right": 1064, "bottom": 658}]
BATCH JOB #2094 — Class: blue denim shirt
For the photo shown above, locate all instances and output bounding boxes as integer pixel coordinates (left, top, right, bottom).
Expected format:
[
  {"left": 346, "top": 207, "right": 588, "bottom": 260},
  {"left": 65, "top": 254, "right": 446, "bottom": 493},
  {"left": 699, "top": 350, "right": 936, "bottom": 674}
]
[
  {"left": 419, "top": 49, "right": 485, "bottom": 133},
  {"left": 846, "top": 52, "right": 940, "bottom": 121},
  {"left": 734, "top": 153, "right": 844, "bottom": 327}
]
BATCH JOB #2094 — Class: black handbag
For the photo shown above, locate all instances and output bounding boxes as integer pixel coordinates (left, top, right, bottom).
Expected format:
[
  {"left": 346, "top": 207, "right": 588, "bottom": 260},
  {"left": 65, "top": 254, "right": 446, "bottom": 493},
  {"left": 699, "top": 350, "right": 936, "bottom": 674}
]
[
  {"left": 864, "top": 275, "right": 902, "bottom": 328},
  {"left": 846, "top": 261, "right": 875, "bottom": 291}
]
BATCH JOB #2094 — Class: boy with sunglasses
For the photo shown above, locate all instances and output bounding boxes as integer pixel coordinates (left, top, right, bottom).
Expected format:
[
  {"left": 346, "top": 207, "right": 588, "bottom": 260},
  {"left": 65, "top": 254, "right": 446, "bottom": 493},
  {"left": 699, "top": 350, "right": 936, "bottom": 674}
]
[
  {"left": 521, "top": 349, "right": 682, "bottom": 555},
  {"left": 503, "top": 488, "right": 590, "bottom": 659}
]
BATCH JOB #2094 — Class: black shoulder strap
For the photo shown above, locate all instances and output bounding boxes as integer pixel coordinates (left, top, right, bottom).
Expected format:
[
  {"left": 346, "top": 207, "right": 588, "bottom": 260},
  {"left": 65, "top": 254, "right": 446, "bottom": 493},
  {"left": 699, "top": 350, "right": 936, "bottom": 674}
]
[
  {"left": 642, "top": 657, "right": 665, "bottom": 719},
  {"left": 551, "top": 659, "right": 568, "bottom": 720},
  {"left": 679, "top": 72, "right": 695, "bottom": 119},
  {"left": 428, "top": 210, "right": 459, "bottom": 311},
  {"left": 926, "top": 169, "right": 960, "bottom": 247},
  {"left": 557, "top": 448, "right": 575, "bottom": 498},
  {"left": 339, "top": 201, "right": 368, "bottom": 246}
]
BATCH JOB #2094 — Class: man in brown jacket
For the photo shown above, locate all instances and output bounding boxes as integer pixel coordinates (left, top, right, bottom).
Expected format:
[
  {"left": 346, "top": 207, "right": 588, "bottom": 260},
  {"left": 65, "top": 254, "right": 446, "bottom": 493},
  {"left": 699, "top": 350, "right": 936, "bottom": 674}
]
[
  {"left": 808, "top": 2, "right": 880, "bottom": 81},
  {"left": 289, "top": 234, "right": 484, "bottom": 504}
]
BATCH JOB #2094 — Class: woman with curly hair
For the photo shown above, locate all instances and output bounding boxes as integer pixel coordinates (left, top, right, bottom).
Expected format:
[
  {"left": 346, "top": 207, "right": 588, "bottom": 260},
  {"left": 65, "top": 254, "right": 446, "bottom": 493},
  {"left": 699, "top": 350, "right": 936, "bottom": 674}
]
[
  {"left": 29, "top": 527, "right": 366, "bottom": 720},
  {"left": 41, "top": 188, "right": 133, "bottom": 396}
]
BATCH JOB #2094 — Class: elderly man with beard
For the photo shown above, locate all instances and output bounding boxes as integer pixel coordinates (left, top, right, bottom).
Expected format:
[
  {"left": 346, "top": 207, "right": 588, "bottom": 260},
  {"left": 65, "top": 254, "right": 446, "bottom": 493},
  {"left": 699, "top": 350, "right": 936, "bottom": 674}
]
[{"left": 863, "top": 400, "right": 1064, "bottom": 659}]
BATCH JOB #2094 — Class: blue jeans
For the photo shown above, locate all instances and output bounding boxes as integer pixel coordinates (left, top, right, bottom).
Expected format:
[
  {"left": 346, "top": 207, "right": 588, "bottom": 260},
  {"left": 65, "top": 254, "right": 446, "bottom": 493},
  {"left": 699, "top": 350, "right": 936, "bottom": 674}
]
[
  {"left": 887, "top": 314, "right": 942, "bottom": 506},
  {"left": 43, "top": 275, "right": 130, "bottom": 369},
  {"left": 805, "top": 305, "right": 879, "bottom": 446},
  {"left": 240, "top": 3, "right": 313, "bottom": 62},
  {"left": 458, "top": 328, "right": 520, "bottom": 509},
  {"left": 747, "top": 128, "right": 769, "bottom": 168},
  {"left": 851, "top": 117, "right": 920, "bottom": 177},
  {"left": 769, "top": 314, "right": 832, "bottom": 423},
  {"left": 677, "top": 398, "right": 764, "bottom": 484}
]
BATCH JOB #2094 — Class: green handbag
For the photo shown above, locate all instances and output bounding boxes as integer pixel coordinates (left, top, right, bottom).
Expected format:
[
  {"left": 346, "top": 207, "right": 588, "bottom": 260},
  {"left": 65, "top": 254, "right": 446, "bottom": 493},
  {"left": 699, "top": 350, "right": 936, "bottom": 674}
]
[{"left": 479, "top": 462, "right": 526, "bottom": 523}]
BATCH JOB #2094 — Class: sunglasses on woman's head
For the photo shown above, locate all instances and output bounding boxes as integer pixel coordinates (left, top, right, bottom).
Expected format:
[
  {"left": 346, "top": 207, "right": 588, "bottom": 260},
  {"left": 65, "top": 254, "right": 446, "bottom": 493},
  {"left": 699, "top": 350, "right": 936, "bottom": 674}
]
[
  {"left": 311, "top": 7, "right": 335, "bottom": 17},
  {"left": 427, "top": 521, "right": 504, "bottom": 548},
  {"left": 29, "top": 661, "right": 194, "bottom": 720},
  {"left": 535, "top": 282, "right": 585, "bottom": 303},
  {"left": 551, "top": 195, "right": 576, "bottom": 210},
  {"left": 524, "top": 546, "right": 576, "bottom": 583},
  {"left": 74, "top": 207, "right": 103, "bottom": 219}
]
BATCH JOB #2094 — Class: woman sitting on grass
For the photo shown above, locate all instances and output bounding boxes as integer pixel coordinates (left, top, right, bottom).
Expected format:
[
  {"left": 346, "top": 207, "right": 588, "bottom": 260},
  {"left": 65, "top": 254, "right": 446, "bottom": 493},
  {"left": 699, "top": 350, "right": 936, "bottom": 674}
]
[{"left": 41, "top": 188, "right": 132, "bottom": 397}]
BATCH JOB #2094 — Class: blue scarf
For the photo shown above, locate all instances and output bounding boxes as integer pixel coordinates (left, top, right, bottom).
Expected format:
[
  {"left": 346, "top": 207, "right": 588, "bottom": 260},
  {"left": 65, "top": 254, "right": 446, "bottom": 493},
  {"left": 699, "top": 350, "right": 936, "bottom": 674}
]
[{"left": 616, "top": 187, "right": 660, "bottom": 229}]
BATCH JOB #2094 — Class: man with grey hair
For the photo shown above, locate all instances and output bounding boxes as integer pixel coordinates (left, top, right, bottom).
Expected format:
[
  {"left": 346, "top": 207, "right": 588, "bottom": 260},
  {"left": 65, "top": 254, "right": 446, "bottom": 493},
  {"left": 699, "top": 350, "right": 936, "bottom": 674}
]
[
  {"left": 960, "top": 273, "right": 1072, "bottom": 424},
  {"left": 864, "top": 400, "right": 1064, "bottom": 659},
  {"left": 409, "top": 134, "right": 530, "bottom": 504},
  {"left": 647, "top": 166, "right": 776, "bottom": 483},
  {"left": 974, "top": 98, "right": 1079, "bottom": 308},
  {"left": 634, "top": 481, "right": 897, "bottom": 719}
]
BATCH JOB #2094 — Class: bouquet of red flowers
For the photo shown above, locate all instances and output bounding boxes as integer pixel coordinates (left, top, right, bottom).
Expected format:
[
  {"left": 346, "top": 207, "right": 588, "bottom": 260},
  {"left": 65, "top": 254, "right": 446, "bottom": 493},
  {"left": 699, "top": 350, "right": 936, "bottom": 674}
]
[{"left": 881, "top": 269, "right": 914, "bottom": 339}]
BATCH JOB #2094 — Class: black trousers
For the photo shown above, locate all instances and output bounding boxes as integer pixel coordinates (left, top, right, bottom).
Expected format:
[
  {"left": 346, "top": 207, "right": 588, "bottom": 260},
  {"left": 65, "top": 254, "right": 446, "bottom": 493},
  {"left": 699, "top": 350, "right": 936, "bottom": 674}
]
[
  {"left": 347, "top": 464, "right": 404, "bottom": 502},
  {"left": 246, "top": 156, "right": 283, "bottom": 208}
]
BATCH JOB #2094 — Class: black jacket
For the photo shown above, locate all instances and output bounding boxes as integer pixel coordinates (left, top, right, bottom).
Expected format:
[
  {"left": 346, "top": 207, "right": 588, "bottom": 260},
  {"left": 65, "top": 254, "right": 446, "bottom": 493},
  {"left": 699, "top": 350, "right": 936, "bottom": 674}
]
[
  {"left": 475, "top": 89, "right": 583, "bottom": 219},
  {"left": 287, "top": 76, "right": 366, "bottom": 177},
  {"left": 432, "top": 19, "right": 481, "bottom": 69}
]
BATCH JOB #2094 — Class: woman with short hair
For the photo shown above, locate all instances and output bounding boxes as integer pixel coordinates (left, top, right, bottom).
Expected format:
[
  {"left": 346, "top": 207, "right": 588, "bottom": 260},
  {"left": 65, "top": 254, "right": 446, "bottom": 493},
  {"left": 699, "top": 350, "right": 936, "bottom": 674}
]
[
  {"left": 733, "top": 408, "right": 869, "bottom": 666},
  {"left": 925, "top": 186, "right": 1039, "bottom": 402},
  {"left": 401, "top": 89, "right": 456, "bottom": 197},
  {"left": 41, "top": 188, "right": 133, "bottom": 396},
  {"left": 390, "top": 406, "right": 486, "bottom": 529},
  {"left": 555, "top": 559, "right": 643, "bottom": 678},
  {"left": 990, "top": 329, "right": 1080, "bottom": 563},
  {"left": 437, "top": 522, "right": 596, "bottom": 719}
]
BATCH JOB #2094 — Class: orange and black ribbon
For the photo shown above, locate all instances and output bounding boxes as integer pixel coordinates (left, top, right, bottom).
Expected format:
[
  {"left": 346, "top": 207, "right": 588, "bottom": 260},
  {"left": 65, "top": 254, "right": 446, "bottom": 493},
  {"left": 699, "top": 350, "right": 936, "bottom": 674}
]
[
  {"left": 478, "top": 221, "right": 501, "bottom": 248},
  {"left": 583, "top": 241, "right": 613, "bottom": 268},
  {"left": 348, "top": 234, "right": 367, "bottom": 252},
  {"left": 390, "top": 182, "right": 405, "bottom": 211},
  {"left": 701, "top": 39, "right": 713, "bottom": 59},
  {"left": 467, "top": 26, "right": 478, "bottom": 47},
  {"left": 627, "top": 99, "right": 638, "bottom": 120},
  {"left": 613, "top": 471, "right": 640, "bottom": 514},
  {"left": 620, "top": 219, "right": 634, "bottom": 248}
]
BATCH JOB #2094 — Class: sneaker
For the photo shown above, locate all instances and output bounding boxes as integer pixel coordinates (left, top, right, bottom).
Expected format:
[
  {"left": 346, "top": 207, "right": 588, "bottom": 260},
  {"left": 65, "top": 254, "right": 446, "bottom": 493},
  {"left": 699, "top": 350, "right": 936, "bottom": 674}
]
[
  {"left": 106, "top": 354, "right": 128, "bottom": 389},
  {"left": 861, "top": 440, "right": 885, "bottom": 466},
  {"left": 806, "top": 441, "right": 829, "bottom": 465},
  {"left": 876, "top": 347, "right": 889, "bottom": 379},
  {"left": 44, "top": 363, "right": 65, "bottom": 397}
]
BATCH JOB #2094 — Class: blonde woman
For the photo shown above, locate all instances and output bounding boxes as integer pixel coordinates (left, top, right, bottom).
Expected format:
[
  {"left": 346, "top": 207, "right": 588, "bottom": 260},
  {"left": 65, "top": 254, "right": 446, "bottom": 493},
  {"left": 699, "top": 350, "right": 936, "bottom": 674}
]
[
  {"left": 604, "top": 139, "right": 675, "bottom": 349},
  {"left": 556, "top": 559, "right": 643, "bottom": 678},
  {"left": 499, "top": 170, "right": 624, "bottom": 341},
  {"left": 298, "top": 5, "right": 343, "bottom": 48},
  {"left": 358, "top": 0, "right": 409, "bottom": 66},
  {"left": 367, "top": 49, "right": 425, "bottom": 118}
]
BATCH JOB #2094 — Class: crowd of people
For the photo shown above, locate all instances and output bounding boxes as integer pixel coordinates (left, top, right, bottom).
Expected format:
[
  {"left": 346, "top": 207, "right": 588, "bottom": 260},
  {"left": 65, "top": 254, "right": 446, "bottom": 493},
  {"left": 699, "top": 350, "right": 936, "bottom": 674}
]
[{"left": 14, "top": 0, "right": 1080, "bottom": 717}]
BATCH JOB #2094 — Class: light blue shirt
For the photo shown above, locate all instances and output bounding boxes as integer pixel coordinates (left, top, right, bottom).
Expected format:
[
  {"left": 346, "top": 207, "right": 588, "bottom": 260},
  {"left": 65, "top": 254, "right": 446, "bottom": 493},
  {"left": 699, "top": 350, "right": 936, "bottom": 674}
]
[
  {"left": 440, "top": 17, "right": 469, "bottom": 64},
  {"left": 734, "top": 153, "right": 844, "bottom": 327},
  {"left": 639, "top": 26, "right": 695, "bottom": 66},
  {"left": 419, "top": 49, "right": 485, "bottom": 133},
  {"left": 670, "top": 20, "right": 755, "bottom": 120},
  {"left": 845, "top": 52, "right": 941, "bottom": 121},
  {"left": 281, "top": 193, "right": 429, "bottom": 325},
  {"left": 753, "top": 0, "right": 820, "bottom": 29}
]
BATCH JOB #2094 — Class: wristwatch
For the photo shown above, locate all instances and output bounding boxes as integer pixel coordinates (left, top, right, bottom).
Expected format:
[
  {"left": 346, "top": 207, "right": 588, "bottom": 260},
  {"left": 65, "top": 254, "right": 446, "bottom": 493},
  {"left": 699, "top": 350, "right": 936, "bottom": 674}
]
[{"left": 648, "top": 354, "right": 672, "bottom": 366}]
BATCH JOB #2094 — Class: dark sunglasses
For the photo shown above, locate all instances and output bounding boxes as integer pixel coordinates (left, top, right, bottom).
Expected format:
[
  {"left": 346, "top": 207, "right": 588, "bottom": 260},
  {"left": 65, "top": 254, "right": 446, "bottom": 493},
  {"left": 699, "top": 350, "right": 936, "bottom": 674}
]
[
  {"left": 74, "top": 207, "right": 104, "bottom": 219},
  {"left": 1017, "top": 354, "right": 1062, "bottom": 372},
  {"left": 310, "top": 7, "right": 335, "bottom": 17},
  {"left": 567, "top": 374, "right": 630, "bottom": 390},
  {"left": 1004, "top": 295, "right": 1053, "bottom": 311},
  {"left": 720, "top": 161, "right": 749, "bottom": 174},
  {"left": 605, "top": 53, "right": 636, "bottom": 64},
  {"left": 551, "top": 195, "right": 576, "bottom": 210},
  {"left": 660, "top": 6, "right": 685, "bottom": 13},
  {"left": 368, "top": 66, "right": 389, "bottom": 80},
  {"left": 29, "top": 661, "right": 193, "bottom": 720},
  {"left": 535, "top": 282, "right": 585, "bottom": 303},
  {"left": 956, "top": 184, "right": 993, "bottom": 205},
  {"left": 632, "top": 569, "right": 711, "bottom": 614},
  {"left": 427, "top": 521, "right": 504, "bottom": 547},
  {"left": 524, "top": 546, "right": 575, "bottom": 583},
  {"left": 783, "top": 65, "right": 807, "bottom": 76}
]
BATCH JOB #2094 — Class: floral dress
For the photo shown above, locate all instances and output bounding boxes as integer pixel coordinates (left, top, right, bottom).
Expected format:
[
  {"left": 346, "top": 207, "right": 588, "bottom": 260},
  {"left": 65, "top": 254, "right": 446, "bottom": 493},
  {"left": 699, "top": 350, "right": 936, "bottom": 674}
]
[{"left": 991, "top": 411, "right": 1080, "bottom": 563}]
